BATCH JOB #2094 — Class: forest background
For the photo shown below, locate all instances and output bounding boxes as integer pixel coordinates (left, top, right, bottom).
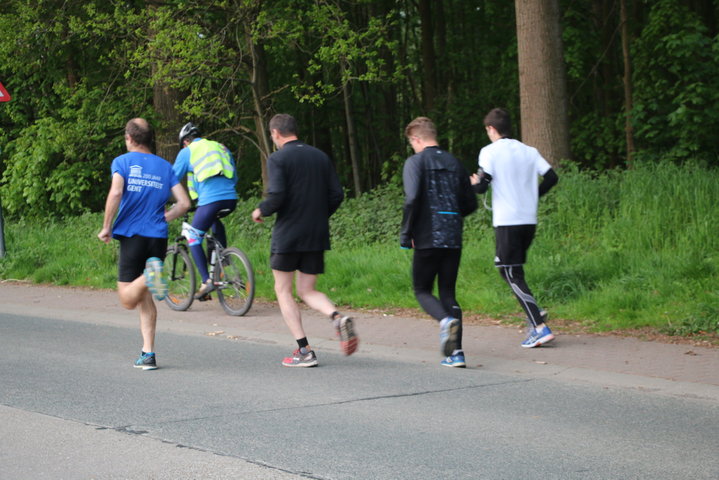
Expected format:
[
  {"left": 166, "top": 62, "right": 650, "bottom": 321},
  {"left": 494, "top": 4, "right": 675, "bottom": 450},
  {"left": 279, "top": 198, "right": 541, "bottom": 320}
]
[{"left": 0, "top": 0, "right": 717, "bottom": 342}]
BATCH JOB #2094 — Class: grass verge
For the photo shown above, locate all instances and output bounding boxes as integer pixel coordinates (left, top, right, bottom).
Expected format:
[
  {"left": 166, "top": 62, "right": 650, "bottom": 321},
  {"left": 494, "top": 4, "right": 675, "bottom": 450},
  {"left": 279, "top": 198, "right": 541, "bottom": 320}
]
[{"left": 1, "top": 161, "right": 717, "bottom": 345}]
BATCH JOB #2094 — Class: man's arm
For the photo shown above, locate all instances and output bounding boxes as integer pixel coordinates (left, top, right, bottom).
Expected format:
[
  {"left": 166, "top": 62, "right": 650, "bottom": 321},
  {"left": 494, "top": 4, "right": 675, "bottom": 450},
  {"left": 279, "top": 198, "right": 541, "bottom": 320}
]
[
  {"left": 98, "top": 173, "right": 124, "bottom": 244},
  {"left": 400, "top": 157, "right": 421, "bottom": 248},
  {"left": 459, "top": 167, "right": 479, "bottom": 216},
  {"left": 166, "top": 183, "right": 191, "bottom": 223},
  {"left": 172, "top": 149, "right": 190, "bottom": 180},
  {"left": 257, "top": 155, "right": 286, "bottom": 217},
  {"left": 538, "top": 168, "right": 558, "bottom": 197},
  {"left": 471, "top": 168, "right": 492, "bottom": 194}
]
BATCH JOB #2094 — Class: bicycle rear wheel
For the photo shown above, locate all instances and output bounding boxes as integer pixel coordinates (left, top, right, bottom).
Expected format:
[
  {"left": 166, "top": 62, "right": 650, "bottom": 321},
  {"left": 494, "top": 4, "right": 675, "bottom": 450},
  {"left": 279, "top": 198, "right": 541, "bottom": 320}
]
[
  {"left": 214, "top": 246, "right": 255, "bottom": 316},
  {"left": 164, "top": 244, "right": 196, "bottom": 311}
]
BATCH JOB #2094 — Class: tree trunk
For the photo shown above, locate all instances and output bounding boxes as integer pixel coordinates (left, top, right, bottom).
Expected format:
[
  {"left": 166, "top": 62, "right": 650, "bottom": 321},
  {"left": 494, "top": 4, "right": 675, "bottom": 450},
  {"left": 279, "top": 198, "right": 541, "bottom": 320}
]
[
  {"left": 514, "top": 0, "right": 571, "bottom": 166},
  {"left": 246, "top": 28, "right": 272, "bottom": 191},
  {"left": 148, "top": 1, "right": 180, "bottom": 160},
  {"left": 418, "top": 0, "right": 436, "bottom": 113},
  {"left": 152, "top": 76, "right": 181, "bottom": 160},
  {"left": 435, "top": 0, "right": 447, "bottom": 109},
  {"left": 620, "top": 0, "right": 635, "bottom": 168},
  {"left": 342, "top": 72, "right": 362, "bottom": 197}
]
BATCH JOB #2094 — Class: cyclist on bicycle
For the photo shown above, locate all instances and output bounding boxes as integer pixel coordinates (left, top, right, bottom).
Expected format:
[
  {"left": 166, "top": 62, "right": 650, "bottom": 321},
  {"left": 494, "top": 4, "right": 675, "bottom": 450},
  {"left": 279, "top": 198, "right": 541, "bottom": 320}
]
[{"left": 173, "top": 122, "right": 238, "bottom": 299}]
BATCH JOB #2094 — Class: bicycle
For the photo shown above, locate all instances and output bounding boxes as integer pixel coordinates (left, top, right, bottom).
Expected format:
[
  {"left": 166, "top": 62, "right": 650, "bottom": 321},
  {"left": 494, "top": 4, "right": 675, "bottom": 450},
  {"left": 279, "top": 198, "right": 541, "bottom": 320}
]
[{"left": 164, "top": 208, "right": 255, "bottom": 316}]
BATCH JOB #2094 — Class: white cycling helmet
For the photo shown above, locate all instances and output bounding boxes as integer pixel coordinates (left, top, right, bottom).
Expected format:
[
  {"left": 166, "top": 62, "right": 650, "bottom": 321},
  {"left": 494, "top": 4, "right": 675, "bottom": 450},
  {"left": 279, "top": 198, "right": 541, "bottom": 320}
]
[{"left": 178, "top": 122, "right": 200, "bottom": 147}]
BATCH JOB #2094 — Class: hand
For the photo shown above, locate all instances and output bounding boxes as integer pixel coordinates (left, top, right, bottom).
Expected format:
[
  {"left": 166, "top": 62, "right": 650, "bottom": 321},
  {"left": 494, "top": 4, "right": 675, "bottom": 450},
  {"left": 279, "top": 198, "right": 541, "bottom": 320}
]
[
  {"left": 97, "top": 228, "right": 112, "bottom": 244},
  {"left": 470, "top": 173, "right": 480, "bottom": 185},
  {"left": 251, "top": 208, "right": 264, "bottom": 223}
]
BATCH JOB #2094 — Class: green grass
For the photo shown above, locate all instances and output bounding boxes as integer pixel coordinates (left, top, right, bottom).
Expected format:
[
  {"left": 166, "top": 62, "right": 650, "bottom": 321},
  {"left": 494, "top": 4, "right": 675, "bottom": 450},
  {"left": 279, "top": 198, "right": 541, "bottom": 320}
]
[{"left": 1, "top": 161, "right": 717, "bottom": 340}]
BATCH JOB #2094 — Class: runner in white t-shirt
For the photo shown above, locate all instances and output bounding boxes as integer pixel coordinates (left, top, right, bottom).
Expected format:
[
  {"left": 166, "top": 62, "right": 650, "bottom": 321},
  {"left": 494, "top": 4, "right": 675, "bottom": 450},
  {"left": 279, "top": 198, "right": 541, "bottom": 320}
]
[{"left": 471, "top": 108, "right": 559, "bottom": 348}]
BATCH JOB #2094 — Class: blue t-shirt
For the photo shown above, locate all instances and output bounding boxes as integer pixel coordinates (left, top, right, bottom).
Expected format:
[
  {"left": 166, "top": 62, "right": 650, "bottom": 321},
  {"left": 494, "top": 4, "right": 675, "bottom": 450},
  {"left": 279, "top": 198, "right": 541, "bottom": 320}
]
[
  {"left": 173, "top": 138, "right": 238, "bottom": 206},
  {"left": 111, "top": 151, "right": 179, "bottom": 239}
]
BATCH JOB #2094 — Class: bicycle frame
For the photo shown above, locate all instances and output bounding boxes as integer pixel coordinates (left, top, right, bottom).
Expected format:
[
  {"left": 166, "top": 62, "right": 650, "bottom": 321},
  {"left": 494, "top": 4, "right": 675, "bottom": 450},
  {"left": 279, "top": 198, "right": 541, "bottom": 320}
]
[{"left": 165, "top": 211, "right": 254, "bottom": 316}]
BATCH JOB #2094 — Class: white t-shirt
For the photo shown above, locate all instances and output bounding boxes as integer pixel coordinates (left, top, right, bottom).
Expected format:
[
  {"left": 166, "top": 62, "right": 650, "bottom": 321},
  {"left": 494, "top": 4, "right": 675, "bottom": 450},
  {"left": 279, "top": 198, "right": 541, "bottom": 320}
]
[{"left": 478, "top": 138, "right": 551, "bottom": 227}]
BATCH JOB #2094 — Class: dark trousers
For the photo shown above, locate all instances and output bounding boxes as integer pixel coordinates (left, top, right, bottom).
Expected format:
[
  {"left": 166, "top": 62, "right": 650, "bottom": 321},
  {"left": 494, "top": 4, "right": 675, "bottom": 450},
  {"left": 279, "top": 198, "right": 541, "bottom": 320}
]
[
  {"left": 412, "top": 248, "right": 463, "bottom": 349},
  {"left": 191, "top": 199, "right": 237, "bottom": 282}
]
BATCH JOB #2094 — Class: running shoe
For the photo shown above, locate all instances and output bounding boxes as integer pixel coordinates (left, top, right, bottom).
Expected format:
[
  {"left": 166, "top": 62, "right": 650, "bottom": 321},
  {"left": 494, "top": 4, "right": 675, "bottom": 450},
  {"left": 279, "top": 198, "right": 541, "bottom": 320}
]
[
  {"left": 441, "top": 353, "right": 466, "bottom": 368},
  {"left": 439, "top": 317, "right": 460, "bottom": 357},
  {"left": 282, "top": 348, "right": 318, "bottom": 368},
  {"left": 526, "top": 310, "right": 549, "bottom": 331},
  {"left": 144, "top": 257, "right": 167, "bottom": 301},
  {"left": 521, "top": 325, "right": 555, "bottom": 348},
  {"left": 194, "top": 279, "right": 215, "bottom": 300},
  {"left": 134, "top": 352, "right": 158, "bottom": 370},
  {"left": 336, "top": 316, "right": 359, "bottom": 356}
]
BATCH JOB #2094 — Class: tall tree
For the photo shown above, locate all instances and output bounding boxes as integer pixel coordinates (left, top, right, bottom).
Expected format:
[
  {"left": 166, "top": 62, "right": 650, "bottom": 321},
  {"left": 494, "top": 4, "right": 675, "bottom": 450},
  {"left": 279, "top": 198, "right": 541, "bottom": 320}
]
[
  {"left": 514, "top": 0, "right": 571, "bottom": 165},
  {"left": 418, "top": 0, "right": 437, "bottom": 113},
  {"left": 148, "top": 1, "right": 181, "bottom": 161},
  {"left": 260, "top": 0, "right": 401, "bottom": 195},
  {"left": 619, "top": 0, "right": 635, "bottom": 167},
  {"left": 244, "top": 4, "right": 273, "bottom": 190}
]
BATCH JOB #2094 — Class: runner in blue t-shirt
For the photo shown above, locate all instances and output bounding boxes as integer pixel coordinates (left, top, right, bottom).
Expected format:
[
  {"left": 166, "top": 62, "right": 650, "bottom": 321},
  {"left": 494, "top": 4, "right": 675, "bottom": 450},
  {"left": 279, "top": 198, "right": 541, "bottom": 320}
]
[
  {"left": 174, "top": 122, "right": 238, "bottom": 299},
  {"left": 98, "top": 118, "right": 190, "bottom": 370}
]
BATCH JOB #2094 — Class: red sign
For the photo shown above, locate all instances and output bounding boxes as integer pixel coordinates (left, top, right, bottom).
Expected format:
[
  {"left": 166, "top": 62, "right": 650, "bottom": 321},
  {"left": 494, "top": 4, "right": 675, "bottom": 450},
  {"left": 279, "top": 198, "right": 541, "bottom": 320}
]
[{"left": 0, "top": 82, "right": 11, "bottom": 102}]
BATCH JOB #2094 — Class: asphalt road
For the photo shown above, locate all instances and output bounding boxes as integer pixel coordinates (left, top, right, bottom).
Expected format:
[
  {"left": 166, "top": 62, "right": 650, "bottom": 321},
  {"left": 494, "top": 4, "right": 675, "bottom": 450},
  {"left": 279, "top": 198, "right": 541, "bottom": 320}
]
[{"left": 0, "top": 286, "right": 718, "bottom": 479}]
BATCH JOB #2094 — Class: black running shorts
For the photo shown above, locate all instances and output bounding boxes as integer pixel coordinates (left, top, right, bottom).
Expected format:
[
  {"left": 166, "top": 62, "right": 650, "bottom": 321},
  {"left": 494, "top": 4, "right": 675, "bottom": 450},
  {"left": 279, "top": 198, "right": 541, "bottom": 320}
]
[
  {"left": 494, "top": 225, "right": 536, "bottom": 267},
  {"left": 270, "top": 251, "right": 325, "bottom": 275},
  {"left": 117, "top": 235, "right": 168, "bottom": 282}
]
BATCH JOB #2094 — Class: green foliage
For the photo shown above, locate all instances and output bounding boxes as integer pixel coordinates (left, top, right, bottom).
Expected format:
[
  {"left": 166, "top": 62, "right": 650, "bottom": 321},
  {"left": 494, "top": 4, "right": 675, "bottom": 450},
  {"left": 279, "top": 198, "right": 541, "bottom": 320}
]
[
  {"left": 330, "top": 183, "right": 404, "bottom": 248},
  {"left": 632, "top": 0, "right": 719, "bottom": 164},
  {"left": 255, "top": 1, "right": 403, "bottom": 106},
  {"left": 0, "top": 0, "right": 153, "bottom": 217},
  {"left": 662, "top": 302, "right": 719, "bottom": 337},
  {"left": 3, "top": 0, "right": 719, "bottom": 220},
  {"left": 1, "top": 85, "right": 136, "bottom": 216},
  {"left": 561, "top": 3, "right": 626, "bottom": 169}
]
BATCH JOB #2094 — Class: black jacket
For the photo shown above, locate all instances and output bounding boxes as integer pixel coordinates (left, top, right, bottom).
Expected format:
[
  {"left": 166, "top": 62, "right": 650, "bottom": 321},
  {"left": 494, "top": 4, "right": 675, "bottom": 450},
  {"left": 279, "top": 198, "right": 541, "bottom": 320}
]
[
  {"left": 400, "top": 146, "right": 477, "bottom": 249},
  {"left": 259, "top": 140, "right": 344, "bottom": 253}
]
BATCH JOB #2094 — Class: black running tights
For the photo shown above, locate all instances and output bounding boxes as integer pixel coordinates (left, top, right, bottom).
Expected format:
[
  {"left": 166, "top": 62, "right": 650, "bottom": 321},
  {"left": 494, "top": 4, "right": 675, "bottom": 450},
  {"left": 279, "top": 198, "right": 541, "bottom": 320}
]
[
  {"left": 412, "top": 248, "right": 463, "bottom": 349},
  {"left": 498, "top": 265, "right": 543, "bottom": 328}
]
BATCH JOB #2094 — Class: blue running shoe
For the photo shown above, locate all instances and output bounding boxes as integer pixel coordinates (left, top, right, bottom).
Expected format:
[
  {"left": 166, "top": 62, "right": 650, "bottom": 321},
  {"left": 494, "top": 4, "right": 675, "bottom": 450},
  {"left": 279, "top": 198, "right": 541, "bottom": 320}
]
[
  {"left": 134, "top": 352, "right": 158, "bottom": 370},
  {"left": 521, "top": 326, "right": 555, "bottom": 348},
  {"left": 439, "top": 317, "right": 460, "bottom": 357},
  {"left": 441, "top": 353, "right": 466, "bottom": 368},
  {"left": 144, "top": 257, "right": 167, "bottom": 301}
]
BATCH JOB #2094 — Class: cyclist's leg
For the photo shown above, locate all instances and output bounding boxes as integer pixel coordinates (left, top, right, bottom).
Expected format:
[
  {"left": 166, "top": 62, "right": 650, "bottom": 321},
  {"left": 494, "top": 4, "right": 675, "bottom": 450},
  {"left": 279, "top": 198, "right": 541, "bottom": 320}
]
[
  {"left": 190, "top": 205, "right": 219, "bottom": 283},
  {"left": 209, "top": 199, "right": 237, "bottom": 249}
]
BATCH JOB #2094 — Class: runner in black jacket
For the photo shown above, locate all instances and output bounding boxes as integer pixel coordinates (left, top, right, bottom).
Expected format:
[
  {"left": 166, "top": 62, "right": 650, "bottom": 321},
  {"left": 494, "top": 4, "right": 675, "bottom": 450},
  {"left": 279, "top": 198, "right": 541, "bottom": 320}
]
[
  {"left": 252, "top": 113, "right": 358, "bottom": 367},
  {"left": 401, "top": 117, "right": 477, "bottom": 367}
]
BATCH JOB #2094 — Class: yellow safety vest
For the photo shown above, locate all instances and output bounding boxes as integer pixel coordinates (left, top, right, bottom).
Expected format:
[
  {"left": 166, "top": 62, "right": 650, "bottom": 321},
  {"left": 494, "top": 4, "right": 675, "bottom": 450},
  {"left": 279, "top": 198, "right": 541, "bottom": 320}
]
[{"left": 186, "top": 139, "right": 235, "bottom": 199}]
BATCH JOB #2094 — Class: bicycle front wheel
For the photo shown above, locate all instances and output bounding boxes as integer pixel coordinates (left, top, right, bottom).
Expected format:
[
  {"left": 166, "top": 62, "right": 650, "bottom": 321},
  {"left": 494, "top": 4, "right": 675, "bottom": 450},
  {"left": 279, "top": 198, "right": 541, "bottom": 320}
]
[
  {"left": 215, "top": 247, "right": 255, "bottom": 316},
  {"left": 164, "top": 244, "right": 196, "bottom": 311}
]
